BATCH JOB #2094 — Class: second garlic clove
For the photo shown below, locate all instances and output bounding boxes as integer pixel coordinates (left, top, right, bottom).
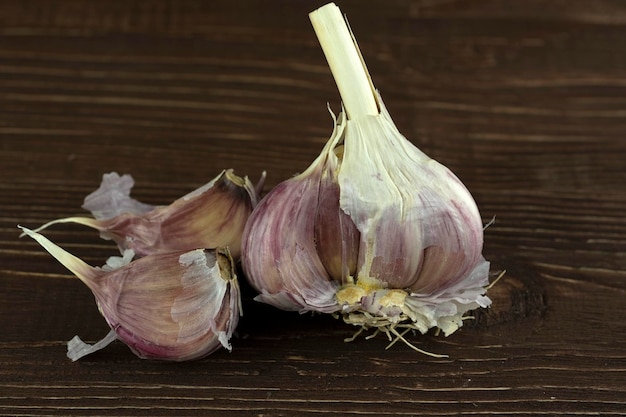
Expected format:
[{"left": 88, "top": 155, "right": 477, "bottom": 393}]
[
  {"left": 20, "top": 226, "right": 241, "bottom": 361},
  {"left": 25, "top": 169, "right": 263, "bottom": 259}
]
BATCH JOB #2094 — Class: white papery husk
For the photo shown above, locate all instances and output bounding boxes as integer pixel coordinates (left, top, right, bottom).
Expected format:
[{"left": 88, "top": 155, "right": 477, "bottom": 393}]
[{"left": 329, "top": 94, "right": 491, "bottom": 353}]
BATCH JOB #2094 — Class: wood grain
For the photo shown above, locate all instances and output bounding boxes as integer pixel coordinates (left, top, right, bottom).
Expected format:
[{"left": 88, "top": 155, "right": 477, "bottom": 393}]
[{"left": 1, "top": 0, "right": 625, "bottom": 415}]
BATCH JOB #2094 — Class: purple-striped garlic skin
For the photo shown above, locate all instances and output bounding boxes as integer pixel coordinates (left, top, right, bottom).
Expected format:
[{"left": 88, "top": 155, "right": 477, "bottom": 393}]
[{"left": 20, "top": 226, "right": 240, "bottom": 361}]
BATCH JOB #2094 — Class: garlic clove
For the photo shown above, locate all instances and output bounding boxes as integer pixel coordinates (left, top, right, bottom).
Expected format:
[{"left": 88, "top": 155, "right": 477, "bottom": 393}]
[
  {"left": 19, "top": 226, "right": 241, "bottom": 361},
  {"left": 314, "top": 127, "right": 360, "bottom": 281},
  {"left": 242, "top": 115, "right": 355, "bottom": 313},
  {"left": 25, "top": 169, "right": 264, "bottom": 259},
  {"left": 242, "top": 166, "right": 342, "bottom": 314}
]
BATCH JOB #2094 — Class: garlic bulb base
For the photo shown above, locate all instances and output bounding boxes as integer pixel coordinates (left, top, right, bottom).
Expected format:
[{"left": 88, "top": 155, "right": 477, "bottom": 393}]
[{"left": 335, "top": 259, "right": 492, "bottom": 355}]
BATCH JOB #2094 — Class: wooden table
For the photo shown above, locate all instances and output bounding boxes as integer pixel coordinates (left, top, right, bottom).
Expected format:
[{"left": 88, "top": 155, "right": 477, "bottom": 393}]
[{"left": 1, "top": 1, "right": 625, "bottom": 415}]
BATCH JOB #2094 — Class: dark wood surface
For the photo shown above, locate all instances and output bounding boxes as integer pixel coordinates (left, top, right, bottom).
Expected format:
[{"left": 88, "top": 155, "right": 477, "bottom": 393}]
[{"left": 1, "top": 1, "right": 625, "bottom": 415}]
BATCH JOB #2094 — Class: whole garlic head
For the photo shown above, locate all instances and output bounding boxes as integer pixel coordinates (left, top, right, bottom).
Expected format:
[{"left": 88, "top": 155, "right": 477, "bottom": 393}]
[{"left": 241, "top": 3, "right": 492, "bottom": 351}]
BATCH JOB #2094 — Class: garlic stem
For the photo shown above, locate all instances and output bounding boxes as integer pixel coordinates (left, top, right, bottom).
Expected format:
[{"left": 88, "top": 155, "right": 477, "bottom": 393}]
[{"left": 309, "top": 3, "right": 379, "bottom": 119}]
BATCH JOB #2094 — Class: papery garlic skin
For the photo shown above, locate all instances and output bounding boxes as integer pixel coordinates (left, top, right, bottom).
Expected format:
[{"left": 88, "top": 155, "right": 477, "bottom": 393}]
[
  {"left": 19, "top": 226, "right": 241, "bottom": 361},
  {"left": 26, "top": 169, "right": 262, "bottom": 259},
  {"left": 338, "top": 97, "right": 487, "bottom": 297}
]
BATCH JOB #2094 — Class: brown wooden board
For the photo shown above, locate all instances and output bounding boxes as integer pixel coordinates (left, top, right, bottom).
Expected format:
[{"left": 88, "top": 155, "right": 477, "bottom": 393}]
[{"left": 1, "top": 1, "right": 625, "bottom": 415}]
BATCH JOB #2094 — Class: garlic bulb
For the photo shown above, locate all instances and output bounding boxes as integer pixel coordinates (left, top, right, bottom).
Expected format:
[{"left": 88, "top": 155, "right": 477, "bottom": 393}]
[
  {"left": 241, "top": 3, "right": 491, "bottom": 352},
  {"left": 19, "top": 226, "right": 241, "bottom": 361},
  {"left": 25, "top": 169, "right": 263, "bottom": 259}
]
